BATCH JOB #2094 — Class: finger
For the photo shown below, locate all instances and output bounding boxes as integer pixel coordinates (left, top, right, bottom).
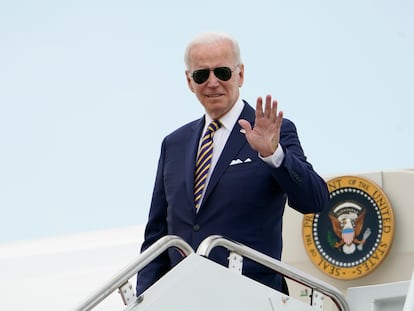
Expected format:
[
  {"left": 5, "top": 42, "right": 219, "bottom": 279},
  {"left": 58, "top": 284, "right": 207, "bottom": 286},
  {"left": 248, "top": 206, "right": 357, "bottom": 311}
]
[
  {"left": 264, "top": 94, "right": 272, "bottom": 118},
  {"left": 256, "top": 96, "right": 264, "bottom": 118},
  {"left": 275, "top": 110, "right": 284, "bottom": 128},
  {"left": 269, "top": 99, "right": 278, "bottom": 123}
]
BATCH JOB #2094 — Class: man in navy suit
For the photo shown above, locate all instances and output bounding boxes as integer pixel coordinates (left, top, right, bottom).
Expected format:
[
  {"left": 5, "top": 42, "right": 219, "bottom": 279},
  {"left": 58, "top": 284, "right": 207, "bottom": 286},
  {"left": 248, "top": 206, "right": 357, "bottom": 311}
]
[{"left": 136, "top": 32, "right": 329, "bottom": 295}]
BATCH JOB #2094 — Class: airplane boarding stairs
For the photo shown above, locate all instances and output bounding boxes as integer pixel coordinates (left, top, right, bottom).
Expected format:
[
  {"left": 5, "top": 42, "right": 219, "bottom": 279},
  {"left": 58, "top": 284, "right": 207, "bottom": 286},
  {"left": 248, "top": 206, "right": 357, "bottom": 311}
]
[{"left": 72, "top": 235, "right": 351, "bottom": 311}]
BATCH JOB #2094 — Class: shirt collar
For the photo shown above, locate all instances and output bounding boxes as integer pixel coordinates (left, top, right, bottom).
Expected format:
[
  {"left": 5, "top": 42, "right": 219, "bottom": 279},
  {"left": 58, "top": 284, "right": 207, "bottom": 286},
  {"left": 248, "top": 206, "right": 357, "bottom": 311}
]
[{"left": 204, "top": 98, "right": 244, "bottom": 132}]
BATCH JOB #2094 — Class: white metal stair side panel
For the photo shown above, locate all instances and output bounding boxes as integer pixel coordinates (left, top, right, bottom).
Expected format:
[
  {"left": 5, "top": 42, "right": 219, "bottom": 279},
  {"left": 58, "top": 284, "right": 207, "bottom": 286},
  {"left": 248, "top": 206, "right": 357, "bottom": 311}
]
[
  {"left": 126, "top": 253, "right": 316, "bottom": 311},
  {"left": 347, "top": 279, "right": 410, "bottom": 311},
  {"left": 402, "top": 270, "right": 414, "bottom": 311}
]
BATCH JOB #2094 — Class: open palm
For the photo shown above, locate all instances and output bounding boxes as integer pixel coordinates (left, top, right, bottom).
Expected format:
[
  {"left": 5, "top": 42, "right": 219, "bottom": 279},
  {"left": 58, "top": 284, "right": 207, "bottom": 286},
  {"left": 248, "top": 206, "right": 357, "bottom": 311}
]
[{"left": 239, "top": 95, "right": 283, "bottom": 157}]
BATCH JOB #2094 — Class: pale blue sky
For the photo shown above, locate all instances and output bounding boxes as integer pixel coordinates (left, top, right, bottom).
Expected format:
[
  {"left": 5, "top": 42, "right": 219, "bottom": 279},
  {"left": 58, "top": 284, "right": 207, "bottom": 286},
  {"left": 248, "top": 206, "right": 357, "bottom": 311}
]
[{"left": 1, "top": 0, "right": 413, "bottom": 243}]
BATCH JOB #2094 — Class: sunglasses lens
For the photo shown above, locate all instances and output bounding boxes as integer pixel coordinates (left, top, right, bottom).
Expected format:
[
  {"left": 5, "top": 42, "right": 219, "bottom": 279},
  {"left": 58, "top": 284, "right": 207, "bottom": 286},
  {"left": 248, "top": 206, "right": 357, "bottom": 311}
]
[
  {"left": 214, "top": 67, "right": 232, "bottom": 81},
  {"left": 192, "top": 69, "right": 210, "bottom": 84},
  {"left": 192, "top": 67, "right": 233, "bottom": 84}
]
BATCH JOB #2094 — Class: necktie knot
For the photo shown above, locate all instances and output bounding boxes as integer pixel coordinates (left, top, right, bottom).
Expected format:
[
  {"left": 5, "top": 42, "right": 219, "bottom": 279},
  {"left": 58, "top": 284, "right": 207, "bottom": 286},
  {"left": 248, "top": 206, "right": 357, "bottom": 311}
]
[{"left": 207, "top": 120, "right": 222, "bottom": 135}]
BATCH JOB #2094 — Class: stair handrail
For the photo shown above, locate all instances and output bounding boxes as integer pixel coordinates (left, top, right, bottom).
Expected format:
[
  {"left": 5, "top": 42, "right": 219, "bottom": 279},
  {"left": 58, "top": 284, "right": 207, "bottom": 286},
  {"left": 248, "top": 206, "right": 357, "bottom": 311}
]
[
  {"left": 197, "top": 235, "right": 350, "bottom": 311},
  {"left": 72, "top": 235, "right": 194, "bottom": 311}
]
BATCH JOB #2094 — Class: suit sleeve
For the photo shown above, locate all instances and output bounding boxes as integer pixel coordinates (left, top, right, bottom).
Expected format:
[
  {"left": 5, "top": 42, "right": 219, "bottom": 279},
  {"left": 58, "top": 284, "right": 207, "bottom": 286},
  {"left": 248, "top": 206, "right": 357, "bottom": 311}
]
[
  {"left": 272, "top": 119, "right": 329, "bottom": 214},
  {"left": 136, "top": 138, "right": 170, "bottom": 295}
]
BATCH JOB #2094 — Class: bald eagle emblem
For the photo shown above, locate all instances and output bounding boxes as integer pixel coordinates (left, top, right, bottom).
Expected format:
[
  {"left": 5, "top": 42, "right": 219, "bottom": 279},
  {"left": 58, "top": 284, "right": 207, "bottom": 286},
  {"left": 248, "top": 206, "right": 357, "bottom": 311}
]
[{"left": 328, "top": 201, "right": 371, "bottom": 254}]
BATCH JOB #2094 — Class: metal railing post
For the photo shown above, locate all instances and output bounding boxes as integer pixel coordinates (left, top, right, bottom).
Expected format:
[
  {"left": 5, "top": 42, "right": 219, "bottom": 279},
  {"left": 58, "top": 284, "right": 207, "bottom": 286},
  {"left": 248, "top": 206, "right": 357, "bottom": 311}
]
[
  {"left": 197, "top": 235, "right": 350, "bottom": 311},
  {"left": 72, "top": 235, "right": 193, "bottom": 311}
]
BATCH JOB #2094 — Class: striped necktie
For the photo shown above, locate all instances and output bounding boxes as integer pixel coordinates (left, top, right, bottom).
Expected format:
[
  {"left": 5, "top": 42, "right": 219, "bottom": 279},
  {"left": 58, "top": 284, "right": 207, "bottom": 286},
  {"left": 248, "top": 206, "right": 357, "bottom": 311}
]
[{"left": 194, "top": 120, "right": 222, "bottom": 210}]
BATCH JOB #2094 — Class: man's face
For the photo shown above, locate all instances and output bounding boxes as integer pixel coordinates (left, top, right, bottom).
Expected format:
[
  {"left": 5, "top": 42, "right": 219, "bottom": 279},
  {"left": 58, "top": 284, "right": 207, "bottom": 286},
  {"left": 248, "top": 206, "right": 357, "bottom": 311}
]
[{"left": 186, "top": 39, "right": 244, "bottom": 120}]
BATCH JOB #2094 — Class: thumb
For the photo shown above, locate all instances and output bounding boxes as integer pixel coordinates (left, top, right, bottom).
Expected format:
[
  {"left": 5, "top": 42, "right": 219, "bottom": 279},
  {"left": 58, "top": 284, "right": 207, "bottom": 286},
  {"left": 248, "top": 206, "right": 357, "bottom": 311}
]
[{"left": 238, "top": 119, "right": 252, "bottom": 133}]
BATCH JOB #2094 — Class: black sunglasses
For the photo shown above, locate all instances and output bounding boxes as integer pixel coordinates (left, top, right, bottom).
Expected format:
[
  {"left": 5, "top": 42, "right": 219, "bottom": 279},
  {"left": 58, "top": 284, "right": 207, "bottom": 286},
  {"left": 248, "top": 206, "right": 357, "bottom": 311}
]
[{"left": 192, "top": 66, "right": 237, "bottom": 84}]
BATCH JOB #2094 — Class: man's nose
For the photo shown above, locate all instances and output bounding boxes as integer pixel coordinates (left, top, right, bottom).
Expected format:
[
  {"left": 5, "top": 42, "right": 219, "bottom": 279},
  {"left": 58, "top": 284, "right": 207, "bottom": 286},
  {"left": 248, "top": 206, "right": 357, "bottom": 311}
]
[{"left": 206, "top": 70, "right": 220, "bottom": 87}]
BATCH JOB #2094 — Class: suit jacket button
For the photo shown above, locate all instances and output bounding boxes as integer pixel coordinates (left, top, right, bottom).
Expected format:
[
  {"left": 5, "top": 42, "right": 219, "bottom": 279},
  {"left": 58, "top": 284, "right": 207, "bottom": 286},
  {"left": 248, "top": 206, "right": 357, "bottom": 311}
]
[{"left": 193, "top": 224, "right": 200, "bottom": 231}]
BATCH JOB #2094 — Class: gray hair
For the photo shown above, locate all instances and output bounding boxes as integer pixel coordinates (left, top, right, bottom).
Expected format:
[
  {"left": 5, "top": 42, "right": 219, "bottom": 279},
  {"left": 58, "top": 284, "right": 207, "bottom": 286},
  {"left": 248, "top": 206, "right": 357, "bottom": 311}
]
[{"left": 184, "top": 32, "right": 242, "bottom": 69}]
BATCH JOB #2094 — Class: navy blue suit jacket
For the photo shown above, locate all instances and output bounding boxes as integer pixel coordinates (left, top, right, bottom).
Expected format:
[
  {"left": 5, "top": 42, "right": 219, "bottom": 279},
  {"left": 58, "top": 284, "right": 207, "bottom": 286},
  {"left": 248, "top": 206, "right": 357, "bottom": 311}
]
[{"left": 136, "top": 101, "right": 329, "bottom": 294}]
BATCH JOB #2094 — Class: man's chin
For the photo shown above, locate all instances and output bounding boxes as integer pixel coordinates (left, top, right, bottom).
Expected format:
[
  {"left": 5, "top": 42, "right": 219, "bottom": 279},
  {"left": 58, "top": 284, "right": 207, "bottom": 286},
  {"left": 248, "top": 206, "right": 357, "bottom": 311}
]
[{"left": 205, "top": 106, "right": 229, "bottom": 119}]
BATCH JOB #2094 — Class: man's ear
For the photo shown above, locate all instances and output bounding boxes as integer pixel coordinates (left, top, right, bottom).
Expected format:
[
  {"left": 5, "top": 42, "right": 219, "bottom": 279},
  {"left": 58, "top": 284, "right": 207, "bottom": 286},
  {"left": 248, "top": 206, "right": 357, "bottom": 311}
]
[{"left": 237, "top": 64, "right": 245, "bottom": 87}]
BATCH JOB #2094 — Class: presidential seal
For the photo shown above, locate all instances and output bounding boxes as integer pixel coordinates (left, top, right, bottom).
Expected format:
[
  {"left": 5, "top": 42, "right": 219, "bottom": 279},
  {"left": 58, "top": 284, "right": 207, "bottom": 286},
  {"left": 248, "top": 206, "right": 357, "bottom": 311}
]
[{"left": 302, "top": 175, "right": 395, "bottom": 280}]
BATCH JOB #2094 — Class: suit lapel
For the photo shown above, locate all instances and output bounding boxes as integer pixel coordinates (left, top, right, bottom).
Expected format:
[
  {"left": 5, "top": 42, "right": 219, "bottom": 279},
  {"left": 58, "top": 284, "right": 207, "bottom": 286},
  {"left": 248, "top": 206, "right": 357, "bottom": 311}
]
[
  {"left": 185, "top": 117, "right": 205, "bottom": 205},
  {"left": 202, "top": 102, "right": 255, "bottom": 207}
]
